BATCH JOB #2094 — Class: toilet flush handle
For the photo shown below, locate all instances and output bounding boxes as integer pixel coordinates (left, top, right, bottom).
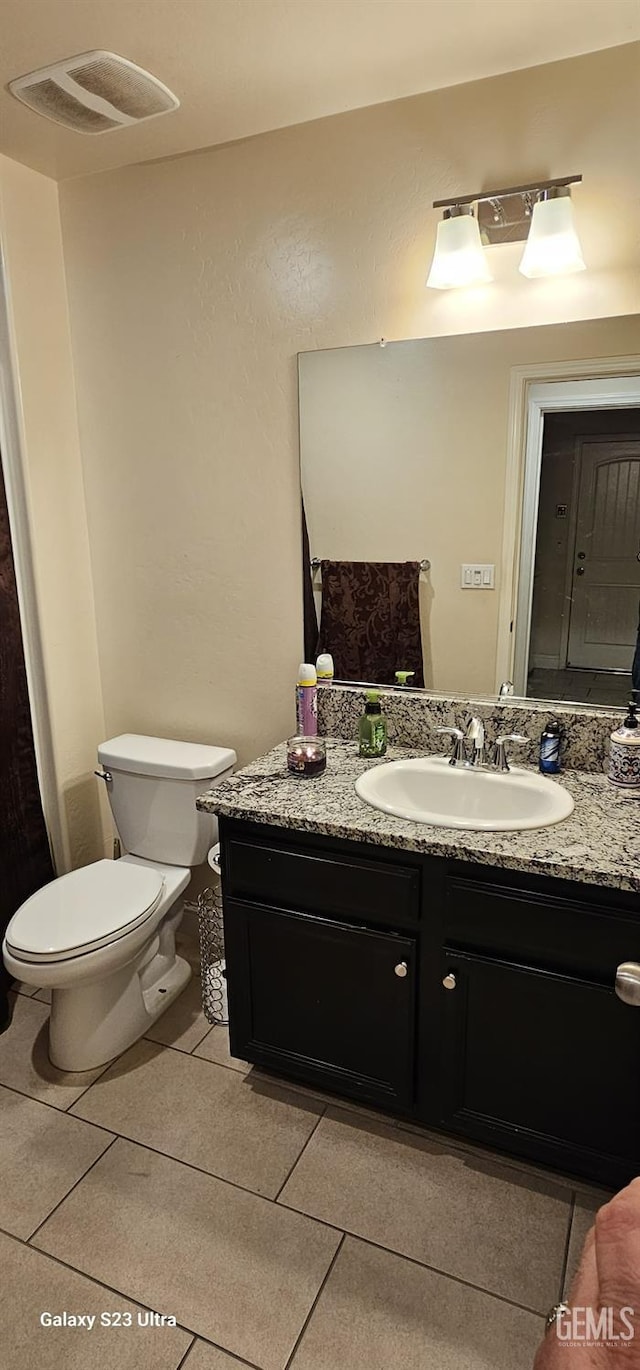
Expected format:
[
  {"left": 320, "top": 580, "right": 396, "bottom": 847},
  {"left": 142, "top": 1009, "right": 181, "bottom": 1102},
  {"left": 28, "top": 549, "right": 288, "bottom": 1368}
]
[{"left": 94, "top": 768, "right": 113, "bottom": 783}]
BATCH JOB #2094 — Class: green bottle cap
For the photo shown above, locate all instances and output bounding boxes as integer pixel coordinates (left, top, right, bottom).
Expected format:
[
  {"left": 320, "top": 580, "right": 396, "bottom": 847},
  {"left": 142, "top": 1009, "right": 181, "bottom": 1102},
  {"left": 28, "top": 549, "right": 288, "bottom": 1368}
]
[{"left": 365, "top": 689, "right": 380, "bottom": 703}]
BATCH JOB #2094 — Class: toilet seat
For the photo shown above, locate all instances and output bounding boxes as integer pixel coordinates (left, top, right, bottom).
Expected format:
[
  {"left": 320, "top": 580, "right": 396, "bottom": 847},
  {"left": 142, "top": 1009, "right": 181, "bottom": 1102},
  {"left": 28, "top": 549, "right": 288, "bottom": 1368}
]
[{"left": 6, "top": 859, "right": 165, "bottom": 964}]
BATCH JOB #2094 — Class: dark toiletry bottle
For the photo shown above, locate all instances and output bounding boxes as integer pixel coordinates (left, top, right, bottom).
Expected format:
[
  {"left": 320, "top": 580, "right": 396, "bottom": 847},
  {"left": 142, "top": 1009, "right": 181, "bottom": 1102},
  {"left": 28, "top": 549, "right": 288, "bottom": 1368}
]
[
  {"left": 539, "top": 720, "right": 562, "bottom": 774},
  {"left": 358, "top": 690, "right": 388, "bottom": 758}
]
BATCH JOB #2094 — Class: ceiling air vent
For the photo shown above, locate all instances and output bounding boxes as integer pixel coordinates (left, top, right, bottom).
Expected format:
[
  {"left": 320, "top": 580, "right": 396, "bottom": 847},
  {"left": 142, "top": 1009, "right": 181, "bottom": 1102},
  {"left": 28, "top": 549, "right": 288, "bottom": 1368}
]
[{"left": 9, "top": 51, "right": 179, "bottom": 134}]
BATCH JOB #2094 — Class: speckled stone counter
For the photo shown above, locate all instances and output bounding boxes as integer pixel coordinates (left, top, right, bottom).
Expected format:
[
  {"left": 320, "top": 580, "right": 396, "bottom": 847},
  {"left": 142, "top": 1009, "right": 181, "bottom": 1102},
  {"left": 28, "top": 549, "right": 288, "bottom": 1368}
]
[{"left": 197, "top": 738, "right": 640, "bottom": 893}]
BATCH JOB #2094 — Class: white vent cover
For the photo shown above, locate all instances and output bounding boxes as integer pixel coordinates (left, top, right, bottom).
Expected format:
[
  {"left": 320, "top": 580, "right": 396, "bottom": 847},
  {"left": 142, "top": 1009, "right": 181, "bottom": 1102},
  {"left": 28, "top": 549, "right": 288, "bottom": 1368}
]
[{"left": 9, "top": 51, "right": 179, "bottom": 134}]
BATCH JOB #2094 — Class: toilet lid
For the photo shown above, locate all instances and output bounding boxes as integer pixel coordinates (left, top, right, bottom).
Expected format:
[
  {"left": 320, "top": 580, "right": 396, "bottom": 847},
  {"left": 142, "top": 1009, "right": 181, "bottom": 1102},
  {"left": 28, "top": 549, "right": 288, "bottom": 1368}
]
[{"left": 6, "top": 859, "right": 164, "bottom": 963}]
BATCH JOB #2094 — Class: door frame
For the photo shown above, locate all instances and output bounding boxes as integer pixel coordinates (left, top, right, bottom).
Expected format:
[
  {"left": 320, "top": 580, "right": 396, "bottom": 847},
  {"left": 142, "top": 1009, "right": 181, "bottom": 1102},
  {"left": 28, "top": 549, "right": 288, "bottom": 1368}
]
[
  {"left": 496, "top": 358, "right": 640, "bottom": 696},
  {"left": 0, "top": 248, "right": 64, "bottom": 869}
]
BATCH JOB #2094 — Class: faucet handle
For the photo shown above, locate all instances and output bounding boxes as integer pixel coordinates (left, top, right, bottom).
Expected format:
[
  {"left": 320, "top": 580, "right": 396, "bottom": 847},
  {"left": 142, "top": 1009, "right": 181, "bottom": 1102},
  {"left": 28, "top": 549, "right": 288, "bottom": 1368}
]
[
  {"left": 436, "top": 726, "right": 466, "bottom": 766},
  {"left": 493, "top": 733, "right": 530, "bottom": 772}
]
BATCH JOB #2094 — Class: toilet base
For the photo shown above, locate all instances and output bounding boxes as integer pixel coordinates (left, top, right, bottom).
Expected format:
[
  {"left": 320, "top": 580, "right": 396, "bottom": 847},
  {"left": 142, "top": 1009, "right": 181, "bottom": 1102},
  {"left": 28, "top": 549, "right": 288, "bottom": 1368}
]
[{"left": 48, "top": 951, "right": 192, "bottom": 1073}]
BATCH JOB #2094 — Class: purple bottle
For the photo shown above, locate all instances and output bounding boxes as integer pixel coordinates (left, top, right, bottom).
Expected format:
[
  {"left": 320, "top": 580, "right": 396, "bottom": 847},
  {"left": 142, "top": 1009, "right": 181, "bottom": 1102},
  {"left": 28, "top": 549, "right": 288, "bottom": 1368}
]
[{"left": 295, "top": 663, "right": 318, "bottom": 736}]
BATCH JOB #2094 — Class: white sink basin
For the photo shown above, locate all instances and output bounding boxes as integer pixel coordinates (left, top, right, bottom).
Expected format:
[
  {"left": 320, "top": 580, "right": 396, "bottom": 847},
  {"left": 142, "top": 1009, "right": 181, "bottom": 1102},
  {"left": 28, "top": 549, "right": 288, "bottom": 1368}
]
[{"left": 355, "top": 756, "right": 574, "bottom": 831}]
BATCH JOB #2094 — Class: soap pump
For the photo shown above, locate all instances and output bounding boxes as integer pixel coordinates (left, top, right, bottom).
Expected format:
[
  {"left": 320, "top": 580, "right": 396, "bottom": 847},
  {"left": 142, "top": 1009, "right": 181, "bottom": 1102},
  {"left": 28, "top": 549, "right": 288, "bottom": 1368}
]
[
  {"left": 358, "top": 690, "right": 388, "bottom": 758},
  {"left": 395, "top": 671, "right": 415, "bottom": 688},
  {"left": 609, "top": 698, "right": 640, "bottom": 787}
]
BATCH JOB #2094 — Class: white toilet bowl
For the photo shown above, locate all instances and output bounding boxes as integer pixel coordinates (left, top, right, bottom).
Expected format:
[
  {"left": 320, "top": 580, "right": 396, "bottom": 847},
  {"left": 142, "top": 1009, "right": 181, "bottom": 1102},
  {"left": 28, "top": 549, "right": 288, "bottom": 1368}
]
[
  {"left": 2, "top": 733, "right": 236, "bottom": 1072},
  {"left": 3, "top": 856, "right": 191, "bottom": 1071}
]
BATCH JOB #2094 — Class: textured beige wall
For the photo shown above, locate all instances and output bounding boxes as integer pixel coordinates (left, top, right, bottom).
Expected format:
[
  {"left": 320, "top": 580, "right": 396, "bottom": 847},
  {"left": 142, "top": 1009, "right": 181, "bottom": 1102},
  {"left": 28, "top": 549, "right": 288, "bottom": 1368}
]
[
  {"left": 0, "top": 154, "right": 110, "bottom": 870},
  {"left": 300, "top": 317, "right": 640, "bottom": 694},
  {"left": 57, "top": 45, "right": 640, "bottom": 762}
]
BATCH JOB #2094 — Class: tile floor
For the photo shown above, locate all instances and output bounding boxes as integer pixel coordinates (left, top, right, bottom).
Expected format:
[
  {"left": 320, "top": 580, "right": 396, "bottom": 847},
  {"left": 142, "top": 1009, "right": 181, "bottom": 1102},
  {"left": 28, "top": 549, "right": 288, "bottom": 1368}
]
[
  {"left": 0, "top": 912, "right": 609, "bottom": 1370},
  {"left": 528, "top": 666, "right": 632, "bottom": 706}
]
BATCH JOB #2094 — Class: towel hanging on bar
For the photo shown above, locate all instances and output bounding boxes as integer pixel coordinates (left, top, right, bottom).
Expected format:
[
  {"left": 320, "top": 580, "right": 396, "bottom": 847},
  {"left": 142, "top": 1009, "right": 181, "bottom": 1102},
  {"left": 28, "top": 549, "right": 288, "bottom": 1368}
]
[
  {"left": 311, "top": 557, "right": 430, "bottom": 573},
  {"left": 315, "top": 560, "right": 424, "bottom": 686}
]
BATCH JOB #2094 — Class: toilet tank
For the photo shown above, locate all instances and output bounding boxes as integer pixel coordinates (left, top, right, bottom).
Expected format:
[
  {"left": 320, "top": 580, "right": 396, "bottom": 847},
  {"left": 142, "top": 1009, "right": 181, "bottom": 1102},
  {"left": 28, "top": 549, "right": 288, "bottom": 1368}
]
[{"left": 97, "top": 734, "right": 236, "bottom": 866}]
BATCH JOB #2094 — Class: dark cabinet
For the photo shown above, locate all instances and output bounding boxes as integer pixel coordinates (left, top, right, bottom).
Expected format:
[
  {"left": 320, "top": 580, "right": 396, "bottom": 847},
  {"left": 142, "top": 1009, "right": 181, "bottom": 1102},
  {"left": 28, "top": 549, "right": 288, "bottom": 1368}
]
[
  {"left": 224, "top": 897, "right": 417, "bottom": 1108},
  {"left": 434, "top": 949, "right": 640, "bottom": 1186},
  {"left": 220, "top": 817, "right": 640, "bottom": 1187}
]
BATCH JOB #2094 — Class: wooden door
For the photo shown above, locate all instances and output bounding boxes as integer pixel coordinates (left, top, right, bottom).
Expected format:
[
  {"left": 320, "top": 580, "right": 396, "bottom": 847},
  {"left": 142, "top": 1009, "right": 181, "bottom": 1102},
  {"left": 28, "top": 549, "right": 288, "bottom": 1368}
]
[
  {"left": 567, "top": 439, "right": 640, "bottom": 670},
  {"left": 224, "top": 898, "right": 417, "bottom": 1109},
  {"left": 436, "top": 948, "right": 640, "bottom": 1187}
]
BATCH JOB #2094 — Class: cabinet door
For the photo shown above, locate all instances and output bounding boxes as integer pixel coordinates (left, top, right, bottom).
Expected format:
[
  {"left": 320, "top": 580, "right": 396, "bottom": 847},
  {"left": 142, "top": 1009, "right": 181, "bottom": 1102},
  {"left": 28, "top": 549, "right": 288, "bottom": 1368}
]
[
  {"left": 436, "top": 950, "right": 640, "bottom": 1186},
  {"left": 225, "top": 899, "right": 416, "bottom": 1109}
]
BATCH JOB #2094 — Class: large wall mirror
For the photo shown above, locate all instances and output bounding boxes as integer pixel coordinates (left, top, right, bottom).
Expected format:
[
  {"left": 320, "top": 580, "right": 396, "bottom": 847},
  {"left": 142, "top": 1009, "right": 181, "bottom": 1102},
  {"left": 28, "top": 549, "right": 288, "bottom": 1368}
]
[{"left": 299, "top": 315, "right": 640, "bottom": 708}]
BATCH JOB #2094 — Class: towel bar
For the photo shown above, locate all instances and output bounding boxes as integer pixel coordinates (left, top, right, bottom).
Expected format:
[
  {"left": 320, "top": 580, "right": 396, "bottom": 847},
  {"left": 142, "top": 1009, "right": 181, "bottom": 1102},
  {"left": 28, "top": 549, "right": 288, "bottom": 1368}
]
[{"left": 310, "top": 557, "right": 430, "bottom": 572}]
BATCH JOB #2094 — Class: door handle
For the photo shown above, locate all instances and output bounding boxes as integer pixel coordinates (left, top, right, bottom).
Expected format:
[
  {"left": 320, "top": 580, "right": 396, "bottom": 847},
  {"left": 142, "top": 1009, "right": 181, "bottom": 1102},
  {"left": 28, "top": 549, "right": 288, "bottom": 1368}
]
[
  {"left": 575, "top": 566, "right": 585, "bottom": 576},
  {"left": 442, "top": 972, "right": 457, "bottom": 990},
  {"left": 615, "top": 963, "right": 640, "bottom": 1006},
  {"left": 394, "top": 961, "right": 408, "bottom": 978}
]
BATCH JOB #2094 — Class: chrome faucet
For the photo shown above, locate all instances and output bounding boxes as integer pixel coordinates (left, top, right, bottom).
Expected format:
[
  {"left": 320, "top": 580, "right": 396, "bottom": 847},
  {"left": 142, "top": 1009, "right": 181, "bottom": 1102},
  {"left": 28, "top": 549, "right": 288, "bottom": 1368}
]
[
  {"left": 437, "top": 719, "right": 531, "bottom": 771},
  {"left": 435, "top": 726, "right": 466, "bottom": 765},
  {"left": 492, "top": 733, "right": 531, "bottom": 772},
  {"left": 466, "top": 717, "right": 486, "bottom": 767}
]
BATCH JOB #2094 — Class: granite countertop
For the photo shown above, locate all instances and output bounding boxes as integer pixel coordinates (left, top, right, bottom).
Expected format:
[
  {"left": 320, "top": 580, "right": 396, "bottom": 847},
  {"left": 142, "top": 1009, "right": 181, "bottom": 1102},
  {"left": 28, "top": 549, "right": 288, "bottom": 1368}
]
[{"left": 197, "top": 739, "right": 640, "bottom": 893}]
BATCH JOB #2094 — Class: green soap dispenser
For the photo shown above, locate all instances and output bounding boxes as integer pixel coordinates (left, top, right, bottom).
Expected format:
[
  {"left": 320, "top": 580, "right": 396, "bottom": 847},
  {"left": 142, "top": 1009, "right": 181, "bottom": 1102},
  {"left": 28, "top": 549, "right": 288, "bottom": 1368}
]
[{"left": 358, "top": 690, "right": 388, "bottom": 758}]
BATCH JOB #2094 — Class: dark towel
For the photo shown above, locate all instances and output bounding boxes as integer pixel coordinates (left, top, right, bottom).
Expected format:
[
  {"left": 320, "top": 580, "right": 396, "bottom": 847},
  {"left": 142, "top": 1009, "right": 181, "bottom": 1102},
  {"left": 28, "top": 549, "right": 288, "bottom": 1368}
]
[{"left": 316, "top": 560, "right": 424, "bottom": 686}]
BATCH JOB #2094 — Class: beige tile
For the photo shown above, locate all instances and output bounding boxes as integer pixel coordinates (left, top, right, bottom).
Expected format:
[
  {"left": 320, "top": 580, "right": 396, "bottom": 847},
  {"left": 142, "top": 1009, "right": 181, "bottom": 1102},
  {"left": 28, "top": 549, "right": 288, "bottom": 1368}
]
[
  {"left": 0, "top": 1228, "right": 191, "bottom": 1370},
  {"left": 0, "top": 1084, "right": 114, "bottom": 1238},
  {"left": 145, "top": 977, "right": 211, "bottom": 1053},
  {"left": 11, "top": 980, "right": 38, "bottom": 997},
  {"left": 34, "top": 1137, "right": 341, "bottom": 1370},
  {"left": 279, "top": 1108, "right": 571, "bottom": 1313},
  {"left": 0, "top": 995, "right": 109, "bottom": 1110},
  {"left": 290, "top": 1236, "right": 543, "bottom": 1370},
  {"left": 71, "top": 1038, "right": 323, "bottom": 1197},
  {"left": 183, "top": 1341, "right": 255, "bottom": 1369},
  {"left": 564, "top": 1194, "right": 603, "bottom": 1297},
  {"left": 193, "top": 1024, "right": 249, "bottom": 1073}
]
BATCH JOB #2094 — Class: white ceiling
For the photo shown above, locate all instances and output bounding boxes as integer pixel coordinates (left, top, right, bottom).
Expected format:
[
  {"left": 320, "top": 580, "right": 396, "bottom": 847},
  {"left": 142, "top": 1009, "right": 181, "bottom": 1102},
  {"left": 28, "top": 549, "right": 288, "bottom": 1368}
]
[{"left": 1, "top": 0, "right": 639, "bottom": 182}]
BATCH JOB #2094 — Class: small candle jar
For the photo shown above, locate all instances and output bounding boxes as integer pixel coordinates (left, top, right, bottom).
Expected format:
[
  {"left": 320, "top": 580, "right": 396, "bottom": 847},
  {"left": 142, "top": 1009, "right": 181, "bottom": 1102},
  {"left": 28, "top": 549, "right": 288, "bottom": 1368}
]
[{"left": 287, "top": 735, "right": 327, "bottom": 778}]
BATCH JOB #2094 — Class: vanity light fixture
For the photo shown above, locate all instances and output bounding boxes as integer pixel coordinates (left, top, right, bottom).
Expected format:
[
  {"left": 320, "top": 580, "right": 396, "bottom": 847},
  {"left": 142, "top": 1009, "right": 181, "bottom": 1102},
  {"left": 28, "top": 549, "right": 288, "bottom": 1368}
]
[
  {"left": 518, "top": 186, "right": 585, "bottom": 278},
  {"left": 426, "top": 204, "right": 491, "bottom": 290},
  {"left": 427, "top": 175, "right": 584, "bottom": 288}
]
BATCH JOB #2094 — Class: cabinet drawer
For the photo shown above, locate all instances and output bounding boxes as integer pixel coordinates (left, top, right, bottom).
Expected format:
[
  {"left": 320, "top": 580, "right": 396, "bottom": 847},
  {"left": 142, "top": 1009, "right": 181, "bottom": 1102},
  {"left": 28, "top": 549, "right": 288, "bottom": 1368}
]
[
  {"left": 444, "top": 875, "right": 640, "bottom": 984},
  {"left": 224, "top": 835, "right": 420, "bottom": 928}
]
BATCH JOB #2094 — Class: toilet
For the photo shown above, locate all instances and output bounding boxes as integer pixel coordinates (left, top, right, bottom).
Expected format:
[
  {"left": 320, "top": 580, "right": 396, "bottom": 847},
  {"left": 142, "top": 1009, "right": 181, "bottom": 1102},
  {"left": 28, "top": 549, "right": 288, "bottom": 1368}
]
[{"left": 2, "top": 734, "right": 236, "bottom": 1072}]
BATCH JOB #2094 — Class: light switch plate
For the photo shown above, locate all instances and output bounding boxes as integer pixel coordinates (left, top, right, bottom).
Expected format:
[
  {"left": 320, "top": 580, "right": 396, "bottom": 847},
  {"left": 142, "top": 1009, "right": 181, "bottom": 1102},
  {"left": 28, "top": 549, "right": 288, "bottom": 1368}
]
[{"left": 461, "top": 563, "right": 495, "bottom": 589}]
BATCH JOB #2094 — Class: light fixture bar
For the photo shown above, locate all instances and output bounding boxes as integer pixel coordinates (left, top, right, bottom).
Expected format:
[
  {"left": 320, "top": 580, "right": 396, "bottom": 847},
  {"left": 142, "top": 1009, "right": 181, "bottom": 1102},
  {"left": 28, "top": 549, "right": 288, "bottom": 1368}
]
[{"left": 432, "top": 175, "right": 582, "bottom": 211}]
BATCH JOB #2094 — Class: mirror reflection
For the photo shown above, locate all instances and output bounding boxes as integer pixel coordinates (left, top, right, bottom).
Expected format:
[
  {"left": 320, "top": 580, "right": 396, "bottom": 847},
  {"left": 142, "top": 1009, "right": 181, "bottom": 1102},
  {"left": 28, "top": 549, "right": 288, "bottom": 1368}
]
[{"left": 299, "top": 315, "right": 640, "bottom": 708}]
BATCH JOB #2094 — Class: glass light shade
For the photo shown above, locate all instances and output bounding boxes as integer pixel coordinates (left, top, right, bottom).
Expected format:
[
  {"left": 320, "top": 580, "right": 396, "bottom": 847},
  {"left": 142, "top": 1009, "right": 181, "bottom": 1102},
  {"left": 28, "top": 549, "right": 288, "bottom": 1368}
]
[
  {"left": 426, "top": 213, "right": 492, "bottom": 289},
  {"left": 519, "top": 195, "right": 586, "bottom": 279}
]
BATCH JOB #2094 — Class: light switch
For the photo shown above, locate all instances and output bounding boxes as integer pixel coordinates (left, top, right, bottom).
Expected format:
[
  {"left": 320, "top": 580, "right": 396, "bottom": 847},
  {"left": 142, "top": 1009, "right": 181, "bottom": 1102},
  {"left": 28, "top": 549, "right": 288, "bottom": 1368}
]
[{"left": 461, "top": 563, "right": 495, "bottom": 589}]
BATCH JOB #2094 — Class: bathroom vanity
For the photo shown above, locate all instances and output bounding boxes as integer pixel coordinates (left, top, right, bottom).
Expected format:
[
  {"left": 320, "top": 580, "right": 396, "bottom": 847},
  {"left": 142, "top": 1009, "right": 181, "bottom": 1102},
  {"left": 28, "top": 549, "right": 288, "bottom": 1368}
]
[{"left": 198, "top": 737, "right": 640, "bottom": 1190}]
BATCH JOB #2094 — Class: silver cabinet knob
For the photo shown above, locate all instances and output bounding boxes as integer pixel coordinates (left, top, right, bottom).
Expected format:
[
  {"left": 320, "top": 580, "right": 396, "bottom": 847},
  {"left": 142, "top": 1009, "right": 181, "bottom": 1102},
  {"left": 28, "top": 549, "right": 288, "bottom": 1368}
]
[
  {"left": 394, "top": 961, "right": 408, "bottom": 978},
  {"left": 443, "top": 972, "right": 457, "bottom": 990},
  {"left": 615, "top": 963, "right": 640, "bottom": 1006}
]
